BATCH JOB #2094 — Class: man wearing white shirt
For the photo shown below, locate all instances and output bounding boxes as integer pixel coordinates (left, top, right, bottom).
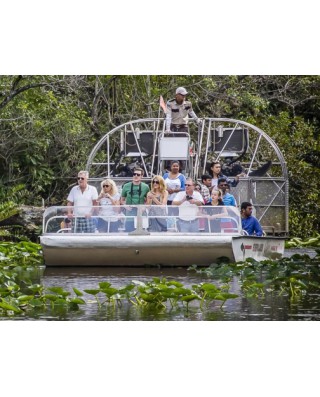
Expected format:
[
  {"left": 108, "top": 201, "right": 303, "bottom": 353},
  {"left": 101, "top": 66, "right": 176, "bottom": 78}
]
[
  {"left": 67, "top": 170, "right": 98, "bottom": 233},
  {"left": 172, "top": 178, "right": 204, "bottom": 232}
]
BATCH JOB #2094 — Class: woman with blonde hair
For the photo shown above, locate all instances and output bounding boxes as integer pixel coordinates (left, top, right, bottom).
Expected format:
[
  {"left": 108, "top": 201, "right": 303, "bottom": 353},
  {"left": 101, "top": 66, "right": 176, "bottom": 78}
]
[
  {"left": 97, "top": 179, "right": 120, "bottom": 232},
  {"left": 146, "top": 175, "right": 168, "bottom": 232}
]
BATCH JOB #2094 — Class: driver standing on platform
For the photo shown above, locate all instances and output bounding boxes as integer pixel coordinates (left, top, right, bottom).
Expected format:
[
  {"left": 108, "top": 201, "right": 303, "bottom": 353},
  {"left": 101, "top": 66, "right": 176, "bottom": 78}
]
[{"left": 165, "top": 87, "right": 201, "bottom": 134}]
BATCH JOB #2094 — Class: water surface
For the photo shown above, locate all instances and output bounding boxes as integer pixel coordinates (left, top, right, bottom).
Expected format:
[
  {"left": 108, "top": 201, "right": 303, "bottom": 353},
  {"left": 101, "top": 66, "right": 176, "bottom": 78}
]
[{"left": 40, "top": 261, "right": 320, "bottom": 321}]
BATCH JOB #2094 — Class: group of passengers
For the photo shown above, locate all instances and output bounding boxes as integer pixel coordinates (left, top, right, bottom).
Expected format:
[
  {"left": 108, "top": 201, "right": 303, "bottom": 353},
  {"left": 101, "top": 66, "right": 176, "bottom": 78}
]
[
  {"left": 65, "top": 160, "right": 263, "bottom": 236},
  {"left": 65, "top": 85, "right": 262, "bottom": 236}
]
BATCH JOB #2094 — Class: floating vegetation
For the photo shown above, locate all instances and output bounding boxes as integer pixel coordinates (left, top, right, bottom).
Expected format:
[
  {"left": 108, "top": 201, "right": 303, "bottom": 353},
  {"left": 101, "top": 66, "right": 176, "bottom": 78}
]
[
  {"left": 189, "top": 250, "right": 320, "bottom": 300},
  {"left": 285, "top": 234, "right": 320, "bottom": 248},
  {"left": 1, "top": 241, "right": 320, "bottom": 318},
  {"left": 0, "top": 242, "right": 239, "bottom": 317},
  {"left": 83, "top": 277, "right": 236, "bottom": 312}
]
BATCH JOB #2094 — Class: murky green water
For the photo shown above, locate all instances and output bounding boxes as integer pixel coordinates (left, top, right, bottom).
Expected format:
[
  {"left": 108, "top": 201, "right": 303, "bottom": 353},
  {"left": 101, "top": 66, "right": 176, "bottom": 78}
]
[
  {"left": 38, "top": 265, "right": 320, "bottom": 321},
  {"left": 2, "top": 248, "right": 319, "bottom": 321}
]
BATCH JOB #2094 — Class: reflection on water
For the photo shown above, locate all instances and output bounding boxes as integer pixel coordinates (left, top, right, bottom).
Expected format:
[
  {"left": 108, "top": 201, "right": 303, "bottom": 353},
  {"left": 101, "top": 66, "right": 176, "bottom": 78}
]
[
  {"left": 38, "top": 264, "right": 320, "bottom": 321},
  {"left": 284, "top": 248, "right": 318, "bottom": 258}
]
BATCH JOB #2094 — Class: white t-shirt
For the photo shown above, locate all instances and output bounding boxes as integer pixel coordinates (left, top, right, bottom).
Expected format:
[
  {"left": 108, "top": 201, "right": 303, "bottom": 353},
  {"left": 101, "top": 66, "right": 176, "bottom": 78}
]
[
  {"left": 164, "top": 174, "right": 185, "bottom": 201},
  {"left": 173, "top": 191, "right": 204, "bottom": 221},
  {"left": 211, "top": 178, "right": 219, "bottom": 189},
  {"left": 99, "top": 193, "right": 120, "bottom": 222},
  {"left": 67, "top": 185, "right": 98, "bottom": 216}
]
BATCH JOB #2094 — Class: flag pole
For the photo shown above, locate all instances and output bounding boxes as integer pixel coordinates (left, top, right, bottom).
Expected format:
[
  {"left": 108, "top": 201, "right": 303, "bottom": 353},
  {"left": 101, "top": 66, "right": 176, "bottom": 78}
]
[{"left": 157, "top": 95, "right": 167, "bottom": 134}]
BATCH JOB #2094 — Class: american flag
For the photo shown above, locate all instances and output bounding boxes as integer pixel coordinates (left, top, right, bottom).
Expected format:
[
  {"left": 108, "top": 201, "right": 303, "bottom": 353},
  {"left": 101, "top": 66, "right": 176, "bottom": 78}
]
[{"left": 159, "top": 95, "right": 167, "bottom": 113}]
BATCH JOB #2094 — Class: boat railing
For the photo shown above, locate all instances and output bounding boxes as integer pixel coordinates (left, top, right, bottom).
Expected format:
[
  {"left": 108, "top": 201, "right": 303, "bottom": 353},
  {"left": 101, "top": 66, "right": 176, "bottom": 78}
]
[{"left": 42, "top": 205, "right": 242, "bottom": 235}]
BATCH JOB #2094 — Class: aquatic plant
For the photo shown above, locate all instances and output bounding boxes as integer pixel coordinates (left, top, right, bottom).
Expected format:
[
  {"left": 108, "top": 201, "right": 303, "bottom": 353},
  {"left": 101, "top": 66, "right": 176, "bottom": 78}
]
[
  {"left": 1, "top": 241, "right": 320, "bottom": 319},
  {"left": 192, "top": 282, "right": 238, "bottom": 309},
  {"left": 285, "top": 234, "right": 320, "bottom": 248},
  {"left": 84, "top": 277, "right": 234, "bottom": 313},
  {"left": 189, "top": 251, "right": 320, "bottom": 300}
]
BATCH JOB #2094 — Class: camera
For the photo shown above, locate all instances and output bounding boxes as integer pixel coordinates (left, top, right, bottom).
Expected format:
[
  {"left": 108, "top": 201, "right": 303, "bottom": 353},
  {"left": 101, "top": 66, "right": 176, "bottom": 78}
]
[
  {"left": 186, "top": 195, "right": 193, "bottom": 200},
  {"left": 221, "top": 160, "right": 244, "bottom": 177}
]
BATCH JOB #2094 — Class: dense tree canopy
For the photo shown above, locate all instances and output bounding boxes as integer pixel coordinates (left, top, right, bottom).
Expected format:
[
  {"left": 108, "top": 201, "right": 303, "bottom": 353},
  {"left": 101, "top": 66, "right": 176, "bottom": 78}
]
[{"left": 1, "top": 75, "right": 319, "bottom": 237}]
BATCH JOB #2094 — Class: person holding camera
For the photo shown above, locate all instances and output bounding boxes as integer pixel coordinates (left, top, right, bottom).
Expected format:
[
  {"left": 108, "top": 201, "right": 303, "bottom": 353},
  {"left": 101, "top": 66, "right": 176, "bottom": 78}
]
[
  {"left": 172, "top": 178, "right": 204, "bottom": 232},
  {"left": 210, "top": 161, "right": 244, "bottom": 190}
]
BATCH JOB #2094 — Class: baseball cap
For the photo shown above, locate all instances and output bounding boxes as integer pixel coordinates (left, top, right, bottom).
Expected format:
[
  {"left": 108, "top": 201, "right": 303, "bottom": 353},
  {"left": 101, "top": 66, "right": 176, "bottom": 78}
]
[{"left": 176, "top": 87, "right": 188, "bottom": 95}]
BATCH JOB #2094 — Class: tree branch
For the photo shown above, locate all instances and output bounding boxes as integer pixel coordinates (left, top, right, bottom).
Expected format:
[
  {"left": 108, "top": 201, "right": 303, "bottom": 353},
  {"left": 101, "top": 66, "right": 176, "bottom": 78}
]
[{"left": 0, "top": 81, "right": 49, "bottom": 111}]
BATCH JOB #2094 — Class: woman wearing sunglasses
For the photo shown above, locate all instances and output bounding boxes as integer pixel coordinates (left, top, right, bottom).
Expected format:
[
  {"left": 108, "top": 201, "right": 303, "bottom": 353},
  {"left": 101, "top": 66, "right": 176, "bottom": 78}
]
[
  {"left": 146, "top": 175, "right": 168, "bottom": 232},
  {"left": 97, "top": 179, "right": 121, "bottom": 232}
]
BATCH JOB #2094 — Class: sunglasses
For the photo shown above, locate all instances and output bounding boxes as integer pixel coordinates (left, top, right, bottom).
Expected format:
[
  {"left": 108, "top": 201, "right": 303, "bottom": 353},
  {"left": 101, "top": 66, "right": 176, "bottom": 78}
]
[
  {"left": 133, "top": 173, "right": 142, "bottom": 177},
  {"left": 77, "top": 177, "right": 85, "bottom": 180},
  {"left": 152, "top": 180, "right": 160, "bottom": 184},
  {"left": 185, "top": 184, "right": 193, "bottom": 187},
  {"left": 103, "top": 185, "right": 110, "bottom": 188},
  {"left": 219, "top": 183, "right": 228, "bottom": 186}
]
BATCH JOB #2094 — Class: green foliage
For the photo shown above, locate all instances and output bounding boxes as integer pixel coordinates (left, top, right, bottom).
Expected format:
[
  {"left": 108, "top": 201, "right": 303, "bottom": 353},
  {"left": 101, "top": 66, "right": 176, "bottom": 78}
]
[
  {"left": 1, "top": 75, "right": 320, "bottom": 234},
  {"left": 190, "top": 251, "right": 320, "bottom": 300},
  {"left": 0, "top": 200, "right": 23, "bottom": 241},
  {"left": 0, "top": 184, "right": 29, "bottom": 204},
  {"left": 0, "top": 201, "right": 19, "bottom": 222},
  {"left": 0, "top": 241, "right": 44, "bottom": 266},
  {"left": 265, "top": 112, "right": 320, "bottom": 236},
  {"left": 0, "top": 185, "right": 34, "bottom": 240},
  {"left": 285, "top": 234, "right": 320, "bottom": 248}
]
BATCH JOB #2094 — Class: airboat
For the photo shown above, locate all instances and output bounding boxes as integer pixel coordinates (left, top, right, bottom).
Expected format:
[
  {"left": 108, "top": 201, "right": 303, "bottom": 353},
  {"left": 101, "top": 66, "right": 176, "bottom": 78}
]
[{"left": 40, "top": 117, "right": 288, "bottom": 266}]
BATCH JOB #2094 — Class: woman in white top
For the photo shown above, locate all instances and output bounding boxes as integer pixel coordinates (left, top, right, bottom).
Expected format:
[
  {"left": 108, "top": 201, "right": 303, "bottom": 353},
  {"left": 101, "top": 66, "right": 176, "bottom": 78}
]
[
  {"left": 97, "top": 179, "right": 120, "bottom": 232},
  {"left": 163, "top": 160, "right": 186, "bottom": 205}
]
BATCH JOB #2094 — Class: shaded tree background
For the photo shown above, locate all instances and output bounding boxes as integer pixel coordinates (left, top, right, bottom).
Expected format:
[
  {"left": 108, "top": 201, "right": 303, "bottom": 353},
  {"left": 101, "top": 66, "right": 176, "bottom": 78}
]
[{"left": 1, "top": 75, "right": 319, "bottom": 237}]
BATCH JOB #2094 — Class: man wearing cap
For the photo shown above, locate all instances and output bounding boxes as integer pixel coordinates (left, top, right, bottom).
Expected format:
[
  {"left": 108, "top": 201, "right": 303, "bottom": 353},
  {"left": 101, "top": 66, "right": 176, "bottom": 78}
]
[{"left": 165, "top": 87, "right": 201, "bottom": 134}]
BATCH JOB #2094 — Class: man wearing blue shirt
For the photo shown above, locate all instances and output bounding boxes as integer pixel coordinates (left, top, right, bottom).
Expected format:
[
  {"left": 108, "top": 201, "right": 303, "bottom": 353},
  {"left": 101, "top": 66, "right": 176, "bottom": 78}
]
[
  {"left": 241, "top": 202, "right": 263, "bottom": 236},
  {"left": 218, "top": 177, "right": 236, "bottom": 206}
]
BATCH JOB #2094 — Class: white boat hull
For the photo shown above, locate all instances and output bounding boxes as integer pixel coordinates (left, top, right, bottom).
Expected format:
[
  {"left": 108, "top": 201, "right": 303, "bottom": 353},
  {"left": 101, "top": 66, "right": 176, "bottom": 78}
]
[
  {"left": 40, "top": 234, "right": 285, "bottom": 266},
  {"left": 232, "top": 236, "right": 285, "bottom": 262}
]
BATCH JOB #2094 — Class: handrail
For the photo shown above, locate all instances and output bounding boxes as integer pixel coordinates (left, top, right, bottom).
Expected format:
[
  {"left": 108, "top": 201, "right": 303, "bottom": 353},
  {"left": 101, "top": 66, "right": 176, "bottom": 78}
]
[{"left": 42, "top": 205, "right": 242, "bottom": 235}]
